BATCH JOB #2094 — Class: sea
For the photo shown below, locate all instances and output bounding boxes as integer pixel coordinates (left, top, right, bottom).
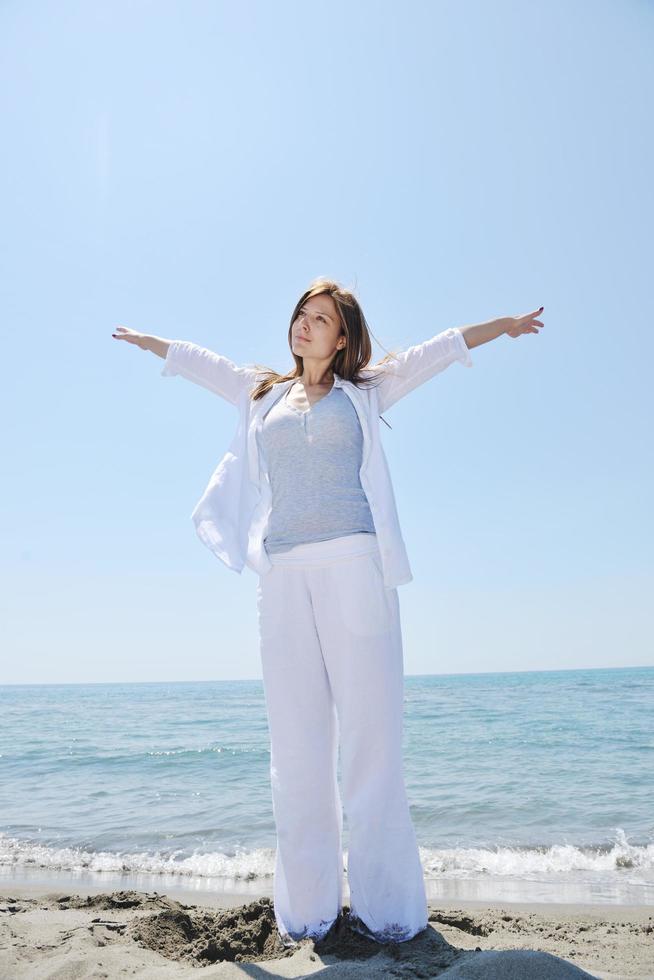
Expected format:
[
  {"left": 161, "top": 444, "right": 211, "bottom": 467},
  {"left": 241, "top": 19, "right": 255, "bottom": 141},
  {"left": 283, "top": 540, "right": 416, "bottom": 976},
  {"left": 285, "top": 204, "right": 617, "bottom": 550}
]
[{"left": 1, "top": 666, "right": 652, "bottom": 907}]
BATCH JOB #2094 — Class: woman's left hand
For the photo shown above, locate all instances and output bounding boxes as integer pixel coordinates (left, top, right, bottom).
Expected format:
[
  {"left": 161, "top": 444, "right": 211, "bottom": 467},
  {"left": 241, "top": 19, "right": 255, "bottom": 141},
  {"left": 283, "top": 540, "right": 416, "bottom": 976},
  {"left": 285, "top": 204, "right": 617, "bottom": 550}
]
[{"left": 504, "top": 306, "right": 545, "bottom": 338}]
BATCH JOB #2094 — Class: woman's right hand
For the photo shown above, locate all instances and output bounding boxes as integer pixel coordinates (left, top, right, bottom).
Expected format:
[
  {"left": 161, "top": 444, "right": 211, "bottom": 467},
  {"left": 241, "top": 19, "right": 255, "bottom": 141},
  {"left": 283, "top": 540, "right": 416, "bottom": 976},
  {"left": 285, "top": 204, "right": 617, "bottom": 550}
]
[{"left": 111, "top": 325, "right": 148, "bottom": 348}]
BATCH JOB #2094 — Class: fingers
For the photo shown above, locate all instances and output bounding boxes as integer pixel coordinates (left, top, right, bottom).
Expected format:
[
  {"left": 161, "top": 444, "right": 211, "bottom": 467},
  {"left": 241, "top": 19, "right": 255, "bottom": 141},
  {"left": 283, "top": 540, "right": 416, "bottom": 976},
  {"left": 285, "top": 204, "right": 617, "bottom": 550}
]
[{"left": 521, "top": 311, "right": 545, "bottom": 331}]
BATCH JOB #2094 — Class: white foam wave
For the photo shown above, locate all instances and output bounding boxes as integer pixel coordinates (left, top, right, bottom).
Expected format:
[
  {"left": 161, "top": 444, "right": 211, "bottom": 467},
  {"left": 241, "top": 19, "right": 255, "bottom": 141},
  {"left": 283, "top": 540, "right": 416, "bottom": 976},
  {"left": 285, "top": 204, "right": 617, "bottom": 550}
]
[
  {"left": 0, "top": 833, "right": 275, "bottom": 880},
  {"left": 419, "top": 829, "right": 654, "bottom": 877},
  {"left": 0, "top": 828, "right": 651, "bottom": 882}
]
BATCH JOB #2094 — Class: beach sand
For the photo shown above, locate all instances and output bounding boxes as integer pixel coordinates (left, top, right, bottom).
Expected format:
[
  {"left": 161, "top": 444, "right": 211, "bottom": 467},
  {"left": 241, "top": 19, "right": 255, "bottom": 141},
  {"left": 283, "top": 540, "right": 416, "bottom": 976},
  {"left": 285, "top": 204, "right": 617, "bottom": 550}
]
[{"left": 0, "top": 883, "right": 652, "bottom": 979}]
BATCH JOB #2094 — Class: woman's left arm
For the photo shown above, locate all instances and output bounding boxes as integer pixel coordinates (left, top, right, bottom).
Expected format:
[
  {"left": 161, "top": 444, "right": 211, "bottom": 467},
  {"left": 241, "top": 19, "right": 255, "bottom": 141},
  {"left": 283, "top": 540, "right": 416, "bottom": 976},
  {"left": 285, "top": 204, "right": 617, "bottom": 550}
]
[
  {"left": 374, "top": 306, "right": 545, "bottom": 414},
  {"left": 459, "top": 306, "right": 545, "bottom": 349}
]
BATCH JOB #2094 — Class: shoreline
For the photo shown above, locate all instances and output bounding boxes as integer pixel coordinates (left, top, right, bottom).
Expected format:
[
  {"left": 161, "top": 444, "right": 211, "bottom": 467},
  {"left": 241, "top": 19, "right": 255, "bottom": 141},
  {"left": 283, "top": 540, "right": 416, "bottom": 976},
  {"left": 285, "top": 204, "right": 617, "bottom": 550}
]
[
  {"left": 2, "top": 863, "right": 651, "bottom": 909},
  {"left": 1, "top": 874, "right": 652, "bottom": 921},
  {"left": 1, "top": 882, "right": 652, "bottom": 979}
]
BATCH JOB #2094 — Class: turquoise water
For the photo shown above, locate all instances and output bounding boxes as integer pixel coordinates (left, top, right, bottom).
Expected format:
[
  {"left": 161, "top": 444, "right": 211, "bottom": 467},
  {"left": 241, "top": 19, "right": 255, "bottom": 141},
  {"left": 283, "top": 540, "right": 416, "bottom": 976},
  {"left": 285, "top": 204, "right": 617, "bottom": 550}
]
[{"left": 1, "top": 666, "right": 652, "bottom": 906}]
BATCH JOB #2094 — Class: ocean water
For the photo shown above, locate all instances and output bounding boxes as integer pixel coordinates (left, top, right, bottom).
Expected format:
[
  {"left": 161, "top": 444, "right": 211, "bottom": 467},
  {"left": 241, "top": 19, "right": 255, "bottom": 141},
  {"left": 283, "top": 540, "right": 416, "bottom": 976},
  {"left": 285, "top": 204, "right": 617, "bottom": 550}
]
[{"left": 1, "top": 666, "right": 652, "bottom": 907}]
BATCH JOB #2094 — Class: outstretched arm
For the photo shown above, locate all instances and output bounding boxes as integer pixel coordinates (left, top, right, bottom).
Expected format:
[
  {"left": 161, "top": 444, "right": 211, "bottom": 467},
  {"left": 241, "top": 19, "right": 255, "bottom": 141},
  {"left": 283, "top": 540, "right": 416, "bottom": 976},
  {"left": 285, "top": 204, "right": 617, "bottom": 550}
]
[
  {"left": 112, "top": 325, "right": 257, "bottom": 406},
  {"left": 375, "top": 306, "right": 545, "bottom": 414}
]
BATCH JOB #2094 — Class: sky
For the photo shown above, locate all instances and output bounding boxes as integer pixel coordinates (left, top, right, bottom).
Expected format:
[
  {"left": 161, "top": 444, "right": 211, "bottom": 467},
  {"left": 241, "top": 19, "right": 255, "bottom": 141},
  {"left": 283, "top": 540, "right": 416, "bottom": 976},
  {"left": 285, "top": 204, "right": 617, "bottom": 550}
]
[{"left": 1, "top": 0, "right": 652, "bottom": 684}]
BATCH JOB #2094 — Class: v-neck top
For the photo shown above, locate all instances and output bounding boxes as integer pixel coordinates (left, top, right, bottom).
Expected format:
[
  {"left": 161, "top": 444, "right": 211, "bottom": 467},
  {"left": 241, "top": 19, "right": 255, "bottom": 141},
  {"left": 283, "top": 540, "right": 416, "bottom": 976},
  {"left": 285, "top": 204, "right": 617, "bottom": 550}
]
[{"left": 257, "top": 384, "right": 375, "bottom": 554}]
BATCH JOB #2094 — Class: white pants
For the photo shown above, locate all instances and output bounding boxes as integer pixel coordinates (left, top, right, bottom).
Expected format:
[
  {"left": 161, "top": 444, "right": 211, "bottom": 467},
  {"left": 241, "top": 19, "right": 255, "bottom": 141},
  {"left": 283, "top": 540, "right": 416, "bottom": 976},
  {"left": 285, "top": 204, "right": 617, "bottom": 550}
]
[{"left": 256, "top": 531, "right": 428, "bottom": 946}]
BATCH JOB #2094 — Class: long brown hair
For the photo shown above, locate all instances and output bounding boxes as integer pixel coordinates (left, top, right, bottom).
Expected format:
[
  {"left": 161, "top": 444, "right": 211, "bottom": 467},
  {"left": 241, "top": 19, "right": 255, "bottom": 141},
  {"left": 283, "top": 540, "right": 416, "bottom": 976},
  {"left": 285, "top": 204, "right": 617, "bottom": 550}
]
[{"left": 249, "top": 278, "right": 399, "bottom": 420}]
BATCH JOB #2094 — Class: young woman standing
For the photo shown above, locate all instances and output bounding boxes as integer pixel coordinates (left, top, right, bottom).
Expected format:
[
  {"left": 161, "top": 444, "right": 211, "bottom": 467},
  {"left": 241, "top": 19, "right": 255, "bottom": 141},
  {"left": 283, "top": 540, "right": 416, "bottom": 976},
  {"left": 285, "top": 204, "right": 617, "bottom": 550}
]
[{"left": 112, "top": 278, "right": 544, "bottom": 946}]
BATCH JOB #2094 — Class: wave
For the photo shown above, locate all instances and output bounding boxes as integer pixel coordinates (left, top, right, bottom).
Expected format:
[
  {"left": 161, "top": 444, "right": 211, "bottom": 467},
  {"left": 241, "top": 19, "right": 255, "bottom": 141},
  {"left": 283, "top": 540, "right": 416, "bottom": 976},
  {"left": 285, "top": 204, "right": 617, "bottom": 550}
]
[{"left": 1, "top": 829, "right": 651, "bottom": 882}]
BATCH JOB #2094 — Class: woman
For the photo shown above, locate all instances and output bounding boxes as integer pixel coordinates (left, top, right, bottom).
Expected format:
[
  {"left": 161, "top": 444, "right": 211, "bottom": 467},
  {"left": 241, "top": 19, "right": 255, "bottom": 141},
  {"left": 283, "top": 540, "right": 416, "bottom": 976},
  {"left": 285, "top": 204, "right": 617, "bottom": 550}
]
[{"left": 112, "top": 278, "right": 544, "bottom": 946}]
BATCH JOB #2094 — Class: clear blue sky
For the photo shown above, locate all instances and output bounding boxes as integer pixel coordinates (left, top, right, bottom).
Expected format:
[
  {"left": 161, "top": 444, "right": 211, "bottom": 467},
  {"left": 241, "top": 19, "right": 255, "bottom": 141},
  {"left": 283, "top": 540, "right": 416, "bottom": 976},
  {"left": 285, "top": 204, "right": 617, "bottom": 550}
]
[{"left": 2, "top": 0, "right": 652, "bottom": 684}]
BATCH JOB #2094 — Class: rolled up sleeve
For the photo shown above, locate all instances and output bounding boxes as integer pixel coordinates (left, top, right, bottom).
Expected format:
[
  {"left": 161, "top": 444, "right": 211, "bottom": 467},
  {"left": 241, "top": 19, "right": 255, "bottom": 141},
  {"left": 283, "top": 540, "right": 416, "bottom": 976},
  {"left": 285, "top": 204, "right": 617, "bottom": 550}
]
[{"left": 452, "top": 327, "right": 473, "bottom": 368}]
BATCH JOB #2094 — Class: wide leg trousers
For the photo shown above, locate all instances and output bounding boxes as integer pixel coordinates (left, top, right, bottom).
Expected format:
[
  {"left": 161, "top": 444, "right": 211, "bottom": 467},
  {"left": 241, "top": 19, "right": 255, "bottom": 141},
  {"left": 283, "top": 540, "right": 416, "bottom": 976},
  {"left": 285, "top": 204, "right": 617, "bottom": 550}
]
[{"left": 256, "top": 531, "right": 428, "bottom": 946}]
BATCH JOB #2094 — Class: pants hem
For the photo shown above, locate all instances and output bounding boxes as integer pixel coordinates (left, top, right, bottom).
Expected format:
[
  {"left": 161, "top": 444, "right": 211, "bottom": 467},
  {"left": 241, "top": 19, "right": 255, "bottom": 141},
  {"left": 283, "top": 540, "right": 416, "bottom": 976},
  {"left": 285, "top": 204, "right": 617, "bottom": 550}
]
[{"left": 347, "top": 910, "right": 428, "bottom": 944}]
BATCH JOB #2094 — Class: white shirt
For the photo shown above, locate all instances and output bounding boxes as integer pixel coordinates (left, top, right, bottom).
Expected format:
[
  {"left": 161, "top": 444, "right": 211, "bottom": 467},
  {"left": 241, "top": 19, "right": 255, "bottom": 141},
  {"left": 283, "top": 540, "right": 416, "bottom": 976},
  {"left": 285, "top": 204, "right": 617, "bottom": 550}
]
[{"left": 160, "top": 326, "right": 473, "bottom": 589}]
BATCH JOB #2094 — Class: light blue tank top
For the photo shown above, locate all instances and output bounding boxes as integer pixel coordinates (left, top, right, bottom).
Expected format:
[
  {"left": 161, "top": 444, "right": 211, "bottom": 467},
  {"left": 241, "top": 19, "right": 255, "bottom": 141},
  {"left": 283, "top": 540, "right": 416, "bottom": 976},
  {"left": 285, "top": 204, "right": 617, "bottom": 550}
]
[{"left": 257, "top": 383, "right": 375, "bottom": 554}]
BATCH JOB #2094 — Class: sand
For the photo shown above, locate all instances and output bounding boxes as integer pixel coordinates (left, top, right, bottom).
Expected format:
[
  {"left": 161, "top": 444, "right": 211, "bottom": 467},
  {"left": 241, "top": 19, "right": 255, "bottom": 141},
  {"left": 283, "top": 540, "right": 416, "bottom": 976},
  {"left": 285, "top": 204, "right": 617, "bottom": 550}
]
[{"left": 0, "top": 885, "right": 652, "bottom": 979}]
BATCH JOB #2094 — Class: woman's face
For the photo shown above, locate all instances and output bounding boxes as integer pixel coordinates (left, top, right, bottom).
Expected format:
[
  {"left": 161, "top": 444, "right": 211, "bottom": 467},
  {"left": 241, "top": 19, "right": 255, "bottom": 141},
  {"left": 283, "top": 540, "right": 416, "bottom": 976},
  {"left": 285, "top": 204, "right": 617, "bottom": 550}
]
[{"left": 290, "top": 294, "right": 346, "bottom": 362}]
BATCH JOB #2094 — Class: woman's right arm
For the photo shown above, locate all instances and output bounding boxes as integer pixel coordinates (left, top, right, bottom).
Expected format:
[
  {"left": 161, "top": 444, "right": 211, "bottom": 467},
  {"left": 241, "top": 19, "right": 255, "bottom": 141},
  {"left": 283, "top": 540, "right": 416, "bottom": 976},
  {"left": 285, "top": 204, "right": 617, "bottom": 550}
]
[
  {"left": 112, "top": 325, "right": 258, "bottom": 405},
  {"left": 112, "top": 326, "right": 170, "bottom": 358}
]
